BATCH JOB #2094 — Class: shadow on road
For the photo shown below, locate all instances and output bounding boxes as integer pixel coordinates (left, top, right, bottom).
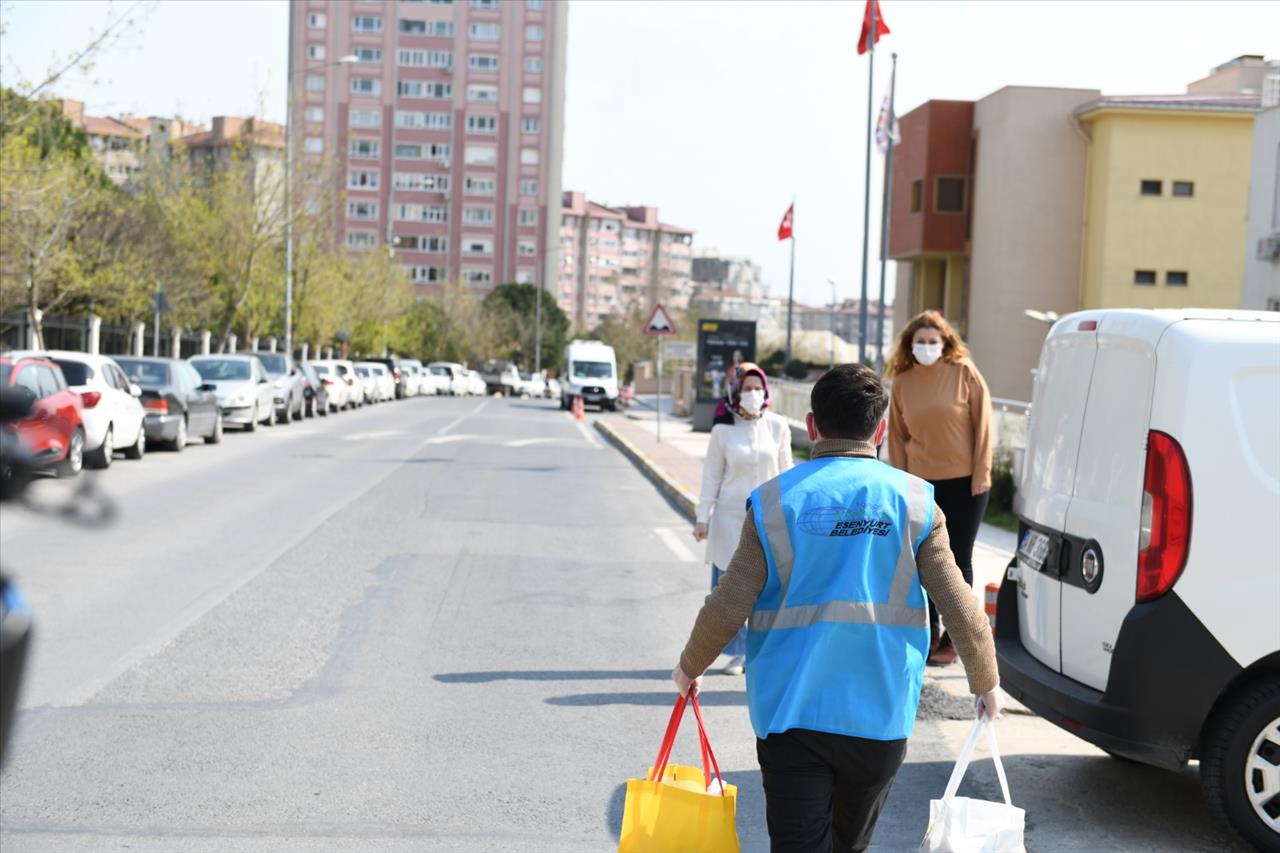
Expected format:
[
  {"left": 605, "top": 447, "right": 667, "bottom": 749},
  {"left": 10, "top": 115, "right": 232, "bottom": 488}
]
[
  {"left": 434, "top": 669, "right": 673, "bottom": 683},
  {"left": 547, "top": 690, "right": 749, "bottom": 707}
]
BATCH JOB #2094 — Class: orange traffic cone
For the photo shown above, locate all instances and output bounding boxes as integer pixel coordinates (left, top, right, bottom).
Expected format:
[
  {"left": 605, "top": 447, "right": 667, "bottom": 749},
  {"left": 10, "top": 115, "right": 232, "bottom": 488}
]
[
  {"left": 984, "top": 583, "right": 999, "bottom": 635},
  {"left": 572, "top": 395, "right": 585, "bottom": 422}
]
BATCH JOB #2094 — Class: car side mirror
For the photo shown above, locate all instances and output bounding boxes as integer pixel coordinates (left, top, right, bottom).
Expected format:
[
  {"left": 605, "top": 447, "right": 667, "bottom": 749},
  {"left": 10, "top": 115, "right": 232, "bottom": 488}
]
[
  {"left": 258, "top": 377, "right": 268, "bottom": 385},
  {"left": 198, "top": 383, "right": 216, "bottom": 393},
  {"left": 129, "top": 383, "right": 143, "bottom": 397}
]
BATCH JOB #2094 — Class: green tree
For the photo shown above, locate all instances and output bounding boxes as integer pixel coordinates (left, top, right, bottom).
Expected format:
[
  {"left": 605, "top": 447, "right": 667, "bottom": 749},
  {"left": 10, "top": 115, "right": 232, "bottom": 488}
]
[{"left": 481, "top": 283, "right": 569, "bottom": 370}]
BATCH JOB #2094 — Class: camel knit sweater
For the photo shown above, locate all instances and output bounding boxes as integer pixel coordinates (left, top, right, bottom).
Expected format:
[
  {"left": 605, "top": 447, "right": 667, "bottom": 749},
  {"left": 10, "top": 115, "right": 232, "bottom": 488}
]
[{"left": 679, "top": 438, "right": 999, "bottom": 696}]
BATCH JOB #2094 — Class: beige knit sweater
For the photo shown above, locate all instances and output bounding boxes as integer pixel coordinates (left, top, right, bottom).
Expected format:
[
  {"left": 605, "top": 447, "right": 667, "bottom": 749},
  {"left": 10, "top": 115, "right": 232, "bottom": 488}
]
[{"left": 678, "top": 438, "right": 999, "bottom": 695}]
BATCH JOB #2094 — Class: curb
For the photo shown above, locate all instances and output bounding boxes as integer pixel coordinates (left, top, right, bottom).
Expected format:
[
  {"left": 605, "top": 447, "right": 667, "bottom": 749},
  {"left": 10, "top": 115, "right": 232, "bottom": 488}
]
[{"left": 594, "top": 419, "right": 697, "bottom": 522}]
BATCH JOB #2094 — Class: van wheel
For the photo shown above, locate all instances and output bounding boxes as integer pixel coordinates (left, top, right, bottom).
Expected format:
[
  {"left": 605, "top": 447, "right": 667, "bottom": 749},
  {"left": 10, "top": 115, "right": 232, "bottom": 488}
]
[{"left": 1200, "top": 677, "right": 1280, "bottom": 850}]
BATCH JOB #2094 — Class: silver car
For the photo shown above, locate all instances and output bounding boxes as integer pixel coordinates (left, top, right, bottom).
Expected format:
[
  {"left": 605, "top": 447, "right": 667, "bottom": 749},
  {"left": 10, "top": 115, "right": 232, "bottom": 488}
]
[
  {"left": 251, "top": 351, "right": 304, "bottom": 424},
  {"left": 189, "top": 355, "right": 275, "bottom": 431}
]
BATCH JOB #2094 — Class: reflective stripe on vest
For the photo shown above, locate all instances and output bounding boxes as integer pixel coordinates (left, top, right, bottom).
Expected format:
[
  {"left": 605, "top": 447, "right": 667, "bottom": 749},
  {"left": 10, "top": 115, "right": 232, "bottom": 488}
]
[{"left": 748, "top": 468, "right": 931, "bottom": 633}]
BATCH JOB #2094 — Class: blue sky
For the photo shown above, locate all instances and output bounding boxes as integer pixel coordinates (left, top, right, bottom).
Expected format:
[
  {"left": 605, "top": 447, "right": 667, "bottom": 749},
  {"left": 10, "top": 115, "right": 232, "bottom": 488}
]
[{"left": 2, "top": 0, "right": 1273, "bottom": 309}]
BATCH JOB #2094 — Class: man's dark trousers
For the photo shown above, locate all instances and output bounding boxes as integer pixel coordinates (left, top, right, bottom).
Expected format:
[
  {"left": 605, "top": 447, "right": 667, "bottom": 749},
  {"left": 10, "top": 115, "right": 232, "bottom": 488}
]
[{"left": 757, "top": 728, "right": 908, "bottom": 852}]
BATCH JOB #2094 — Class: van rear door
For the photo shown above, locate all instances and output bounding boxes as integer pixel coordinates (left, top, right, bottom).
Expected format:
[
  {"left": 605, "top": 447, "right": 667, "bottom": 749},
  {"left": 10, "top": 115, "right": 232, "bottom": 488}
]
[{"left": 1015, "top": 317, "right": 1100, "bottom": 673}]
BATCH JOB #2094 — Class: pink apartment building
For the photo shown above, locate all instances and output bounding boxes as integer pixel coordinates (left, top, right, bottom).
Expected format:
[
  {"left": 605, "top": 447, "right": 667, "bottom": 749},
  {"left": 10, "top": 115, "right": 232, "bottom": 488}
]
[
  {"left": 288, "top": 0, "right": 567, "bottom": 296},
  {"left": 559, "top": 191, "right": 694, "bottom": 330}
]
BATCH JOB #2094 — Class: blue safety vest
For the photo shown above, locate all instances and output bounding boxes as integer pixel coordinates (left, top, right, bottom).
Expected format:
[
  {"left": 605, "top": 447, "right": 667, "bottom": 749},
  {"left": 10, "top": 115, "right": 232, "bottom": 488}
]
[{"left": 746, "top": 457, "right": 934, "bottom": 741}]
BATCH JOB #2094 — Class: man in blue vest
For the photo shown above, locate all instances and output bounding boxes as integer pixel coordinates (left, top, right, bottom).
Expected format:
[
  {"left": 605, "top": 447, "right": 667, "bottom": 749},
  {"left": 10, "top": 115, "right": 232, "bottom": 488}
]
[{"left": 673, "top": 364, "right": 1001, "bottom": 852}]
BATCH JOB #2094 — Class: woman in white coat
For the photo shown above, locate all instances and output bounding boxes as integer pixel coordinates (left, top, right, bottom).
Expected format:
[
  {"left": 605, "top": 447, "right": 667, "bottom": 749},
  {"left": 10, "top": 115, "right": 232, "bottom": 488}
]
[{"left": 694, "top": 363, "right": 793, "bottom": 675}]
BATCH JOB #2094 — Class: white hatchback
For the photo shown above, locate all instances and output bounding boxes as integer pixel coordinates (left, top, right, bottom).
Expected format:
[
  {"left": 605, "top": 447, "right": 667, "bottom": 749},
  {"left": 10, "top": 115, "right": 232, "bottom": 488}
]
[
  {"left": 20, "top": 350, "right": 147, "bottom": 468},
  {"left": 995, "top": 309, "right": 1280, "bottom": 850}
]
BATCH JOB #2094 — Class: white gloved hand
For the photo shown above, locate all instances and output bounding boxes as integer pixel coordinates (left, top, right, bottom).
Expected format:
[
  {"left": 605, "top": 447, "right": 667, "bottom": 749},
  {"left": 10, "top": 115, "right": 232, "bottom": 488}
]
[
  {"left": 976, "top": 686, "right": 1004, "bottom": 721},
  {"left": 672, "top": 665, "right": 703, "bottom": 697}
]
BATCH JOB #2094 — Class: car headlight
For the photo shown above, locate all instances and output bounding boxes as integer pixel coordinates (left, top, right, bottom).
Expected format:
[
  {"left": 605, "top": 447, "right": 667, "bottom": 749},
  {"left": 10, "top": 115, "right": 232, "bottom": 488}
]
[{"left": 273, "top": 379, "right": 283, "bottom": 389}]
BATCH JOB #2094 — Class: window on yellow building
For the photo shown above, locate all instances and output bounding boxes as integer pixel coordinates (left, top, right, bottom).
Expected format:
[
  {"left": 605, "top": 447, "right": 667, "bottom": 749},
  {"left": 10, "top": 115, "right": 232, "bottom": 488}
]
[
  {"left": 910, "top": 179, "right": 922, "bottom": 214},
  {"left": 1140, "top": 180, "right": 1162, "bottom": 196},
  {"left": 1134, "top": 270, "right": 1156, "bottom": 285},
  {"left": 1172, "top": 181, "right": 1194, "bottom": 197},
  {"left": 1166, "top": 271, "right": 1188, "bottom": 286}
]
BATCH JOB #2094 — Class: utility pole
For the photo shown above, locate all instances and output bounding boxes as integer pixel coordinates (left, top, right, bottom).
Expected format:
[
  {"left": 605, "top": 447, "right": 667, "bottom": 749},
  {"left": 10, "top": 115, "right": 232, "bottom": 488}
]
[
  {"left": 875, "top": 52, "right": 899, "bottom": 374},
  {"left": 857, "top": 0, "right": 878, "bottom": 365}
]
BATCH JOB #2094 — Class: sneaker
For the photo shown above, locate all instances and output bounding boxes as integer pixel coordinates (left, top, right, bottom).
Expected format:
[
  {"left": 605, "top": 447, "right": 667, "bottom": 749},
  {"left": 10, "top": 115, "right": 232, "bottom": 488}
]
[
  {"left": 723, "top": 656, "right": 745, "bottom": 676},
  {"left": 927, "top": 643, "right": 958, "bottom": 667}
]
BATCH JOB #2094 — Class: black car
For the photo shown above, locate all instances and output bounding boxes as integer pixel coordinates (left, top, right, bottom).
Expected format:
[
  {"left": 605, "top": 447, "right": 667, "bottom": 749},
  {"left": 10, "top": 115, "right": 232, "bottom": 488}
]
[
  {"left": 363, "top": 357, "right": 406, "bottom": 399},
  {"left": 114, "top": 356, "right": 222, "bottom": 450},
  {"left": 298, "top": 362, "right": 330, "bottom": 418}
]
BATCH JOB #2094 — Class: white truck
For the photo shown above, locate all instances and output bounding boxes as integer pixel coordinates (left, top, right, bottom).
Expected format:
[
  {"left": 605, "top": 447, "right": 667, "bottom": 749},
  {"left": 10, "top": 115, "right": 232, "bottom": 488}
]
[
  {"left": 994, "top": 309, "right": 1280, "bottom": 849},
  {"left": 561, "top": 341, "right": 619, "bottom": 411}
]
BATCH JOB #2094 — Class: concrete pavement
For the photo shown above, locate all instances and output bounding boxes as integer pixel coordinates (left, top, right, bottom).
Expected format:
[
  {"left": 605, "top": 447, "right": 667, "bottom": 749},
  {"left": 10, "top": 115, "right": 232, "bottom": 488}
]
[{"left": 0, "top": 398, "right": 1248, "bottom": 851}]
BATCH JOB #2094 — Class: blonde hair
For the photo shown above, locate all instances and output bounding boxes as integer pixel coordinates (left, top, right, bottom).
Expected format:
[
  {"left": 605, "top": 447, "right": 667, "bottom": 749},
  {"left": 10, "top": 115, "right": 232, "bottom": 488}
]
[{"left": 885, "top": 310, "right": 970, "bottom": 377}]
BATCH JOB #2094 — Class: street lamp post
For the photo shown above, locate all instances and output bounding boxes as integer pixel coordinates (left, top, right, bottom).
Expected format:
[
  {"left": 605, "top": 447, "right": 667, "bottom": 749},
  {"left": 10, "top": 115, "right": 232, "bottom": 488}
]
[
  {"left": 283, "top": 41, "right": 357, "bottom": 361},
  {"left": 827, "top": 278, "right": 837, "bottom": 369}
]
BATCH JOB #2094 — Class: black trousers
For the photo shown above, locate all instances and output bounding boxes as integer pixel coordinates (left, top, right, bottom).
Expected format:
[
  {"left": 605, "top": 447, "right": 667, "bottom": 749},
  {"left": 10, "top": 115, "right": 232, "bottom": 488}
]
[
  {"left": 927, "top": 476, "right": 989, "bottom": 640},
  {"left": 757, "top": 729, "right": 908, "bottom": 853}
]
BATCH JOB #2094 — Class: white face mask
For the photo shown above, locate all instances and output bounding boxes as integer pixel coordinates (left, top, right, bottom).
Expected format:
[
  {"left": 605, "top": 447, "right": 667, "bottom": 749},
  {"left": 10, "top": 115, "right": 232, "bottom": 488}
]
[
  {"left": 739, "top": 390, "right": 766, "bottom": 413},
  {"left": 912, "top": 343, "right": 943, "bottom": 366}
]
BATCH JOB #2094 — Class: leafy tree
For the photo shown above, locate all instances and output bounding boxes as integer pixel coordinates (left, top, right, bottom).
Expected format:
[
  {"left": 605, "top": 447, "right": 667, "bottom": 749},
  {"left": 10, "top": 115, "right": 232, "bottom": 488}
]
[{"left": 481, "top": 283, "right": 569, "bottom": 370}]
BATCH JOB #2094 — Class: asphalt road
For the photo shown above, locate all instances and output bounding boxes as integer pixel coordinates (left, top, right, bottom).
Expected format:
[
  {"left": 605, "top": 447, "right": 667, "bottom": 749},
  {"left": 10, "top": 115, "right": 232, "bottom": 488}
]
[{"left": 0, "top": 396, "right": 1251, "bottom": 851}]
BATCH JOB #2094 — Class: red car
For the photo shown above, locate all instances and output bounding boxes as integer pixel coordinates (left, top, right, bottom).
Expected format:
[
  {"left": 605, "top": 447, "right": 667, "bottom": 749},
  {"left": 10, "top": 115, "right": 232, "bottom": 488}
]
[{"left": 0, "top": 355, "right": 85, "bottom": 477}]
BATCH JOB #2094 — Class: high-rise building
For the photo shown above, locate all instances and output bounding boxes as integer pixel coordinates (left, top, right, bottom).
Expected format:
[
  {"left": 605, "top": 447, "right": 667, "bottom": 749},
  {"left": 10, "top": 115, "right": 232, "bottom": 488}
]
[{"left": 288, "top": 0, "right": 568, "bottom": 295}]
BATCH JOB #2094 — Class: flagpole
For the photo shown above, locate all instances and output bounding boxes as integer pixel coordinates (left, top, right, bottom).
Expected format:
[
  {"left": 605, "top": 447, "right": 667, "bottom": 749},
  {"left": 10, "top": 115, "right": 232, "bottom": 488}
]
[
  {"left": 785, "top": 198, "right": 796, "bottom": 366},
  {"left": 857, "top": 0, "right": 877, "bottom": 366},
  {"left": 875, "top": 52, "right": 898, "bottom": 375}
]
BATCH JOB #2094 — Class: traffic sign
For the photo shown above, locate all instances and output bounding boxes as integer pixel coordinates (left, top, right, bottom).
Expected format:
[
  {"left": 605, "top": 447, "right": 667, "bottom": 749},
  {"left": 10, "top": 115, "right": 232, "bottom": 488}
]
[
  {"left": 664, "top": 341, "right": 696, "bottom": 361},
  {"left": 643, "top": 304, "right": 677, "bottom": 336}
]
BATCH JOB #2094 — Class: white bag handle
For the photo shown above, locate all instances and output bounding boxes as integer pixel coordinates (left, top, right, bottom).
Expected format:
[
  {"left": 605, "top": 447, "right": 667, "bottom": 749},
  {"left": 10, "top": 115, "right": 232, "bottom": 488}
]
[{"left": 940, "top": 717, "right": 1012, "bottom": 806}]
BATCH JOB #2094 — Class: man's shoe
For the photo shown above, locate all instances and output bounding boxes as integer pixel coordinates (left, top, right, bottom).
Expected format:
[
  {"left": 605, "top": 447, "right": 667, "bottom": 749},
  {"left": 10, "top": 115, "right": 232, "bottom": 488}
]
[
  {"left": 927, "top": 644, "right": 958, "bottom": 666},
  {"left": 723, "top": 656, "right": 745, "bottom": 676}
]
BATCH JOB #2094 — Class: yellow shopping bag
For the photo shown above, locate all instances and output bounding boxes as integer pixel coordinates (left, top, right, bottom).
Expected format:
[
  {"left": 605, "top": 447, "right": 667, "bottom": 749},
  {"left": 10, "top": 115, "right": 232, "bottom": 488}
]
[{"left": 618, "top": 689, "right": 740, "bottom": 853}]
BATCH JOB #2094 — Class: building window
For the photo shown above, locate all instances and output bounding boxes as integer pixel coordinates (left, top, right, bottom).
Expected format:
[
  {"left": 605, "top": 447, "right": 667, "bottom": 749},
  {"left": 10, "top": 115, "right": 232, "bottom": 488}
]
[
  {"left": 308, "top": 12, "right": 327, "bottom": 27},
  {"left": 1140, "top": 179, "right": 1163, "bottom": 196},
  {"left": 304, "top": 106, "right": 324, "bottom": 123},
  {"left": 395, "top": 110, "right": 452, "bottom": 130},
  {"left": 354, "top": 47, "right": 382, "bottom": 63},
  {"left": 520, "top": 147, "right": 540, "bottom": 165},
  {"left": 347, "top": 200, "right": 378, "bottom": 220},
  {"left": 463, "top": 268, "right": 493, "bottom": 286},
  {"left": 518, "top": 240, "right": 537, "bottom": 256},
  {"left": 1166, "top": 271, "right": 1189, "bottom": 286},
  {"left": 349, "top": 138, "right": 380, "bottom": 159},
  {"left": 525, "top": 25, "right": 544, "bottom": 41},
  {"left": 305, "top": 75, "right": 325, "bottom": 92},
  {"left": 353, "top": 15, "right": 383, "bottom": 33},
  {"left": 519, "top": 178, "right": 538, "bottom": 196},
  {"left": 393, "top": 172, "right": 450, "bottom": 192},
  {"left": 1172, "top": 181, "right": 1194, "bottom": 197},
  {"left": 395, "top": 142, "right": 451, "bottom": 162},
  {"left": 469, "top": 22, "right": 500, "bottom": 41},
  {"left": 524, "top": 56, "right": 543, "bottom": 73},
  {"left": 464, "top": 174, "right": 496, "bottom": 195},
  {"left": 521, "top": 117, "right": 541, "bottom": 134},
  {"left": 398, "top": 49, "right": 453, "bottom": 68},
  {"left": 466, "top": 114, "right": 498, "bottom": 134},
  {"left": 522, "top": 87, "right": 542, "bottom": 104},
  {"left": 1267, "top": 297, "right": 1280, "bottom": 312},
  {"left": 396, "top": 204, "right": 449, "bottom": 222},
  {"left": 304, "top": 137, "right": 324, "bottom": 153},
  {"left": 407, "top": 266, "right": 447, "bottom": 283},
  {"left": 463, "top": 238, "right": 494, "bottom": 256},
  {"left": 348, "top": 169, "right": 380, "bottom": 189},
  {"left": 427, "top": 21, "right": 455, "bottom": 36},
  {"left": 350, "top": 109, "right": 382, "bottom": 128},
  {"left": 346, "top": 231, "right": 377, "bottom": 251},
  {"left": 471, "top": 0, "right": 501, "bottom": 8},
  {"left": 935, "top": 177, "right": 966, "bottom": 213},
  {"left": 518, "top": 208, "right": 538, "bottom": 226},
  {"left": 351, "top": 77, "right": 383, "bottom": 96},
  {"left": 910, "top": 179, "right": 922, "bottom": 214},
  {"left": 466, "top": 84, "right": 499, "bottom": 103},
  {"left": 1134, "top": 270, "right": 1156, "bottom": 285},
  {"left": 469, "top": 54, "right": 499, "bottom": 71},
  {"left": 399, "top": 18, "right": 425, "bottom": 34},
  {"left": 307, "top": 44, "right": 326, "bottom": 60},
  {"left": 400, "top": 81, "right": 452, "bottom": 99},
  {"left": 516, "top": 268, "right": 535, "bottom": 284},
  {"left": 527, "top": 0, "right": 545, "bottom": 9},
  {"left": 398, "top": 235, "right": 448, "bottom": 253},
  {"left": 463, "top": 205, "right": 495, "bottom": 225}
]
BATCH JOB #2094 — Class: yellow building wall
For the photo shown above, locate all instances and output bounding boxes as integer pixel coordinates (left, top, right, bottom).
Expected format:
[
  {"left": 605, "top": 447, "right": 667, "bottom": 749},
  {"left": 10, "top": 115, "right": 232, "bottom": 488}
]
[{"left": 1080, "top": 110, "right": 1254, "bottom": 310}]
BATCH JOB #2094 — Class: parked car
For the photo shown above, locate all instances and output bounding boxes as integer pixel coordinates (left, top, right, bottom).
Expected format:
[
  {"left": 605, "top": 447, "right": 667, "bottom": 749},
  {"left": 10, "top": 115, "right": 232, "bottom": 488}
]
[
  {"left": 520, "top": 371, "right": 547, "bottom": 399},
  {"left": 297, "top": 361, "right": 330, "bottom": 418},
  {"left": 314, "top": 359, "right": 361, "bottom": 409},
  {"left": 994, "top": 309, "right": 1280, "bottom": 850},
  {"left": 399, "top": 358, "right": 425, "bottom": 396},
  {"left": 546, "top": 377, "right": 562, "bottom": 400},
  {"left": 0, "top": 355, "right": 85, "bottom": 477},
  {"left": 251, "top": 351, "right": 304, "bottom": 424},
  {"left": 189, "top": 354, "right": 275, "bottom": 431},
  {"left": 353, "top": 364, "right": 379, "bottom": 403},
  {"left": 363, "top": 357, "right": 406, "bottom": 399},
  {"left": 481, "top": 360, "right": 522, "bottom": 396},
  {"left": 10, "top": 350, "right": 146, "bottom": 468},
  {"left": 115, "top": 356, "right": 222, "bottom": 450},
  {"left": 464, "top": 369, "right": 486, "bottom": 397},
  {"left": 358, "top": 362, "right": 395, "bottom": 402},
  {"left": 427, "top": 362, "right": 467, "bottom": 396}
]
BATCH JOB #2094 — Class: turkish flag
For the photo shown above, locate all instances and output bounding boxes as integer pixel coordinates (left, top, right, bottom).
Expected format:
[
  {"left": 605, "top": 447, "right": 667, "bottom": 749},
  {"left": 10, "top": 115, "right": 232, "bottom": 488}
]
[
  {"left": 777, "top": 204, "right": 794, "bottom": 241},
  {"left": 857, "top": 0, "right": 890, "bottom": 55}
]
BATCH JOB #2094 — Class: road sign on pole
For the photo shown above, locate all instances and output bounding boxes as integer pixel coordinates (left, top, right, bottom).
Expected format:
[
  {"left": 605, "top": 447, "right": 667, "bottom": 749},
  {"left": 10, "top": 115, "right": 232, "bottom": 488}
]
[{"left": 643, "top": 304, "right": 677, "bottom": 336}]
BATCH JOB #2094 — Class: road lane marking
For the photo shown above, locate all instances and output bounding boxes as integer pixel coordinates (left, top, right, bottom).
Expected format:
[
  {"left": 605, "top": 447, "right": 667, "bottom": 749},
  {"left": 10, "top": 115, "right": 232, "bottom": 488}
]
[
  {"left": 565, "top": 413, "right": 603, "bottom": 449},
  {"left": 424, "top": 434, "right": 478, "bottom": 445},
  {"left": 438, "top": 398, "right": 490, "bottom": 436},
  {"left": 655, "top": 526, "right": 698, "bottom": 563},
  {"left": 342, "top": 429, "right": 404, "bottom": 442}
]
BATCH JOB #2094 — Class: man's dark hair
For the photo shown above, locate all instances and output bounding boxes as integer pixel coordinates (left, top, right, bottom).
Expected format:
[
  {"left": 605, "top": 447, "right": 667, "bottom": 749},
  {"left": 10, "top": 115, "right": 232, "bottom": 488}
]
[{"left": 810, "top": 364, "right": 888, "bottom": 440}]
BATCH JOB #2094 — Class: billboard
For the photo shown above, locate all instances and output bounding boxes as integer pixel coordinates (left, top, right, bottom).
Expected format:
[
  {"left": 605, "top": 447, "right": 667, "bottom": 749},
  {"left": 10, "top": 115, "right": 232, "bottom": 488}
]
[{"left": 696, "top": 320, "right": 757, "bottom": 403}]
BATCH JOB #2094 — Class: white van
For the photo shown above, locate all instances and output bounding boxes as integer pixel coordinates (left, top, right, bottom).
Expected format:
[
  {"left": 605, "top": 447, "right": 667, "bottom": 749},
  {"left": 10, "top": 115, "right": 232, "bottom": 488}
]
[
  {"left": 995, "top": 309, "right": 1280, "bottom": 849},
  {"left": 561, "top": 341, "right": 620, "bottom": 411}
]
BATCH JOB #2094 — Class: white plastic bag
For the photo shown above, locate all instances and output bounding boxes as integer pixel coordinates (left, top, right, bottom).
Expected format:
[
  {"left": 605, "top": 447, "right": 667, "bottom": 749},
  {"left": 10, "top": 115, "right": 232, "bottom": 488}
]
[{"left": 920, "top": 717, "right": 1025, "bottom": 853}]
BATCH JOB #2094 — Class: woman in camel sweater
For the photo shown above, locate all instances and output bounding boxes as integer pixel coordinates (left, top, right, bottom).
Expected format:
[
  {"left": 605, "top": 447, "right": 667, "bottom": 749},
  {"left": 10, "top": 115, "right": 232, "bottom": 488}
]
[{"left": 886, "top": 310, "right": 992, "bottom": 666}]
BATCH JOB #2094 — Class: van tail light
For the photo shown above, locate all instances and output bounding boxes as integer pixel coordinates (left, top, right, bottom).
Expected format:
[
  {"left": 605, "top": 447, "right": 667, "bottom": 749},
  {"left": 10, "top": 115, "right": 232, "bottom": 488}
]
[
  {"left": 142, "top": 398, "right": 169, "bottom": 415},
  {"left": 79, "top": 391, "right": 102, "bottom": 409},
  {"left": 392, "top": 368, "right": 401, "bottom": 381},
  {"left": 1136, "top": 430, "right": 1192, "bottom": 603}
]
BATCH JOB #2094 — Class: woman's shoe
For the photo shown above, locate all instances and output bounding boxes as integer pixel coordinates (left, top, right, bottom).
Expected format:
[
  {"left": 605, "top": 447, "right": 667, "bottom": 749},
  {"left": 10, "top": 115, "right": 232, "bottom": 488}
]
[
  {"left": 927, "top": 643, "right": 958, "bottom": 666},
  {"left": 723, "top": 656, "right": 745, "bottom": 676}
]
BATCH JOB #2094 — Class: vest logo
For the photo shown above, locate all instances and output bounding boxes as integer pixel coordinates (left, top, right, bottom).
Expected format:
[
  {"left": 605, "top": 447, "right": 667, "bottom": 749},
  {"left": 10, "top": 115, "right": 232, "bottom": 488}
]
[{"left": 797, "top": 505, "right": 894, "bottom": 538}]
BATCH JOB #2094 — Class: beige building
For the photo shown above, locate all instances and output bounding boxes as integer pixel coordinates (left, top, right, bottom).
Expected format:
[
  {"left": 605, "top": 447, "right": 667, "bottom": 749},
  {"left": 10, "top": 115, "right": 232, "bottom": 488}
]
[
  {"left": 59, "top": 99, "right": 206, "bottom": 186},
  {"left": 1243, "top": 104, "right": 1280, "bottom": 311}
]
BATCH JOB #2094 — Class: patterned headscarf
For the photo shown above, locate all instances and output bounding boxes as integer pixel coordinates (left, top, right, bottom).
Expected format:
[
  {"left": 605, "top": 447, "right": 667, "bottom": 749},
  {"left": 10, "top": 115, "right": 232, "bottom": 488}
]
[{"left": 728, "top": 362, "right": 769, "bottom": 420}]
